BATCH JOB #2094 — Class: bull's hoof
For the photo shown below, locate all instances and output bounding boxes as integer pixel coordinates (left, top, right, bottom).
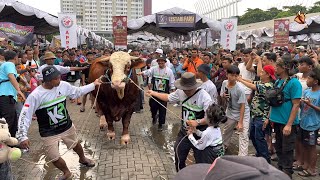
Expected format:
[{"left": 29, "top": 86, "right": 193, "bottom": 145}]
[
  {"left": 120, "top": 134, "right": 130, "bottom": 145},
  {"left": 106, "top": 131, "right": 115, "bottom": 140},
  {"left": 99, "top": 115, "right": 107, "bottom": 130}
]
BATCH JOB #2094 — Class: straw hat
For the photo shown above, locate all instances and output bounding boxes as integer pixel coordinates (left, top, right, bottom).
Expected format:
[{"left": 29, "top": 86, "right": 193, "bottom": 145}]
[{"left": 44, "top": 52, "right": 56, "bottom": 60}]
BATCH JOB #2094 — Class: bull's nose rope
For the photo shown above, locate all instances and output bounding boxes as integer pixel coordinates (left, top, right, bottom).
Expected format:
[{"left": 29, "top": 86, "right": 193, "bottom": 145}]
[{"left": 128, "top": 78, "right": 183, "bottom": 121}]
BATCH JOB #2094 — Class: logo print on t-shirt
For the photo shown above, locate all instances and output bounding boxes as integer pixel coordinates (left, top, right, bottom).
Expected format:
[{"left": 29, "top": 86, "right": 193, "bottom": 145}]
[
  {"left": 47, "top": 102, "right": 67, "bottom": 125},
  {"left": 154, "top": 79, "right": 166, "bottom": 91}
]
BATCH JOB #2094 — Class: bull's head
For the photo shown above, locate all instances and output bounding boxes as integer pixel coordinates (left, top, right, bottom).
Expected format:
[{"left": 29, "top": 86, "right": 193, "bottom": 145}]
[{"left": 100, "top": 51, "right": 143, "bottom": 99}]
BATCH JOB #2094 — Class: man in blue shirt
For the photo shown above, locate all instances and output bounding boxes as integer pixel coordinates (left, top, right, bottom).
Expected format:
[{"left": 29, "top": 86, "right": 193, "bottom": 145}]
[
  {"left": 0, "top": 50, "right": 25, "bottom": 136},
  {"left": 269, "top": 56, "right": 302, "bottom": 178}
]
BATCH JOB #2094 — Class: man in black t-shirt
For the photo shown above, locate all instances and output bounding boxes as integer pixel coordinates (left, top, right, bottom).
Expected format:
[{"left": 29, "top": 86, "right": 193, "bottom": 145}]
[
  {"left": 64, "top": 52, "right": 82, "bottom": 104},
  {"left": 80, "top": 52, "right": 95, "bottom": 112}
]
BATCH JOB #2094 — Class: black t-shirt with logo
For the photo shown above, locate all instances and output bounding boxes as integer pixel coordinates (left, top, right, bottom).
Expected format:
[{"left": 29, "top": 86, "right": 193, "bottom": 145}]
[{"left": 64, "top": 60, "right": 81, "bottom": 82}]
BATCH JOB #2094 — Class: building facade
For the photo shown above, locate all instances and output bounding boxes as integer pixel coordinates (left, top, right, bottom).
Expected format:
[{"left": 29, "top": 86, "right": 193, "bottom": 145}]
[
  {"left": 60, "top": 0, "right": 152, "bottom": 36},
  {"left": 195, "top": 0, "right": 318, "bottom": 20}
]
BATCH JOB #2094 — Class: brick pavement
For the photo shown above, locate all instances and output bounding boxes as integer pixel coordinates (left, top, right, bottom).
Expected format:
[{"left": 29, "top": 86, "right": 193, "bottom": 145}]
[{"left": 10, "top": 96, "right": 320, "bottom": 180}]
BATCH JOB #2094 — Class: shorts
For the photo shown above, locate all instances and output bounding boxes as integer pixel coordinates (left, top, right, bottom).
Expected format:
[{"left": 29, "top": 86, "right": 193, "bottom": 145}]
[
  {"left": 69, "top": 79, "right": 81, "bottom": 87},
  {"left": 299, "top": 128, "right": 319, "bottom": 146},
  {"left": 41, "top": 125, "right": 78, "bottom": 161}
]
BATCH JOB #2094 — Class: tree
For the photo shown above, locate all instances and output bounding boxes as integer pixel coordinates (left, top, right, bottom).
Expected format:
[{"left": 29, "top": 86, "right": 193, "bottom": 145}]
[
  {"left": 238, "top": 8, "right": 272, "bottom": 25},
  {"left": 308, "top": 1, "right": 320, "bottom": 13}
]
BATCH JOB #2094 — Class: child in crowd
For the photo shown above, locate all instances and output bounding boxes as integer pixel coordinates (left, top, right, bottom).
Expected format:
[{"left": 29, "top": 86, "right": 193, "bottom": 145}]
[
  {"left": 187, "top": 104, "right": 226, "bottom": 164},
  {"left": 296, "top": 67, "right": 320, "bottom": 177},
  {"left": 220, "top": 65, "right": 251, "bottom": 156},
  {"left": 29, "top": 68, "right": 38, "bottom": 93}
]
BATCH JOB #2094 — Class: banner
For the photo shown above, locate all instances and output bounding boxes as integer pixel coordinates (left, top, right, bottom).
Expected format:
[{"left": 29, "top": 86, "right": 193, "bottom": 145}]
[
  {"left": 273, "top": 19, "right": 289, "bottom": 47},
  {"left": 0, "top": 22, "right": 34, "bottom": 46},
  {"left": 58, "top": 13, "right": 77, "bottom": 49},
  {"left": 156, "top": 14, "right": 195, "bottom": 28},
  {"left": 220, "top": 18, "right": 238, "bottom": 51},
  {"left": 113, "top": 16, "right": 127, "bottom": 50}
]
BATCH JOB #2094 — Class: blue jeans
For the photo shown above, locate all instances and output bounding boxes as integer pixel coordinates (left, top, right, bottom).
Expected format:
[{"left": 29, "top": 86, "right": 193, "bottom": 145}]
[{"left": 249, "top": 117, "right": 270, "bottom": 163}]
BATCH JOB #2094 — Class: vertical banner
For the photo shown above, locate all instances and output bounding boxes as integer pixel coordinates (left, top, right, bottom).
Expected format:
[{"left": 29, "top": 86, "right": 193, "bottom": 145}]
[
  {"left": 273, "top": 19, "right": 289, "bottom": 47},
  {"left": 113, "top": 16, "right": 127, "bottom": 50},
  {"left": 58, "top": 13, "right": 77, "bottom": 49},
  {"left": 220, "top": 18, "right": 238, "bottom": 51}
]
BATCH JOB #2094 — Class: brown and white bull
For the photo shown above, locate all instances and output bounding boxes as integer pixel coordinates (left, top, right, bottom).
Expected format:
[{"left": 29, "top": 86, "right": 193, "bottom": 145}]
[{"left": 89, "top": 51, "right": 145, "bottom": 145}]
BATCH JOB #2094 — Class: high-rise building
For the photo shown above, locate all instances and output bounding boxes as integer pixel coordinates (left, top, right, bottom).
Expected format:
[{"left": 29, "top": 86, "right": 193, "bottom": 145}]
[
  {"left": 195, "top": 0, "right": 318, "bottom": 20},
  {"left": 60, "top": 0, "right": 152, "bottom": 36}
]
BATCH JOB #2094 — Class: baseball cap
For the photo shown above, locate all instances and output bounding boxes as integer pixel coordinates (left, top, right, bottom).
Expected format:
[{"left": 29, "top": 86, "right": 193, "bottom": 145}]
[
  {"left": 174, "top": 156, "right": 290, "bottom": 180},
  {"left": 263, "top": 65, "right": 276, "bottom": 80},
  {"left": 155, "top": 48, "right": 163, "bottom": 54},
  {"left": 157, "top": 54, "right": 167, "bottom": 61},
  {"left": 42, "top": 66, "right": 61, "bottom": 82}
]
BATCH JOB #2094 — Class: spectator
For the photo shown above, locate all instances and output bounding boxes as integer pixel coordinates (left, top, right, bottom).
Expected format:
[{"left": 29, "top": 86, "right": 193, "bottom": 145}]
[
  {"left": 0, "top": 50, "right": 25, "bottom": 136},
  {"left": 54, "top": 49, "right": 63, "bottom": 65},
  {"left": 269, "top": 57, "right": 302, "bottom": 178},
  {"left": 237, "top": 65, "right": 276, "bottom": 163},
  {"left": 296, "top": 67, "right": 320, "bottom": 177},
  {"left": 182, "top": 48, "right": 203, "bottom": 76},
  {"left": 197, "top": 64, "right": 218, "bottom": 104},
  {"left": 220, "top": 65, "right": 250, "bottom": 156}
]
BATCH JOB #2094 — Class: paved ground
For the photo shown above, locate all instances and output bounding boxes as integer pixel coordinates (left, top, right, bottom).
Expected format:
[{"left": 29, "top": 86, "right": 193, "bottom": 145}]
[{"left": 10, "top": 95, "right": 320, "bottom": 180}]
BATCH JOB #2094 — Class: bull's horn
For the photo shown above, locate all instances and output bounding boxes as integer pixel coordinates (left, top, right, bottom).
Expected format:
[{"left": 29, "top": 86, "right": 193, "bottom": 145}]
[
  {"left": 97, "top": 56, "right": 110, "bottom": 63},
  {"left": 130, "top": 56, "right": 140, "bottom": 61}
]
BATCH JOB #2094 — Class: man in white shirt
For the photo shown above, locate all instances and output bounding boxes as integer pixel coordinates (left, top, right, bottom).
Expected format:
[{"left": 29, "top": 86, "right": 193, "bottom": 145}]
[
  {"left": 197, "top": 64, "right": 218, "bottom": 104},
  {"left": 238, "top": 48, "right": 256, "bottom": 100},
  {"left": 17, "top": 66, "right": 101, "bottom": 180},
  {"left": 150, "top": 48, "right": 173, "bottom": 68}
]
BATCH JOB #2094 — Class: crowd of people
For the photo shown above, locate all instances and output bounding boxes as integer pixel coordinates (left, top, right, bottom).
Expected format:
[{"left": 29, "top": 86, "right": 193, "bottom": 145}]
[{"left": 0, "top": 34, "right": 320, "bottom": 179}]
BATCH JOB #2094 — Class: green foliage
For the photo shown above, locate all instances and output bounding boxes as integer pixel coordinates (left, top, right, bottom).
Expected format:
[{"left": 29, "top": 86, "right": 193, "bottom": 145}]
[{"left": 238, "top": 1, "right": 320, "bottom": 25}]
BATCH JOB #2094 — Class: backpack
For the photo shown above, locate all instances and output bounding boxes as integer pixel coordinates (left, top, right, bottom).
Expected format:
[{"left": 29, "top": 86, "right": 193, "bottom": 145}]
[{"left": 265, "top": 78, "right": 291, "bottom": 107}]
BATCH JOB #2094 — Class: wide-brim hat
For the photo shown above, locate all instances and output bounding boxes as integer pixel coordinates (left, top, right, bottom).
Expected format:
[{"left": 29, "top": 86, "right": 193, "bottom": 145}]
[
  {"left": 44, "top": 52, "right": 56, "bottom": 60},
  {"left": 174, "top": 72, "right": 202, "bottom": 90}
]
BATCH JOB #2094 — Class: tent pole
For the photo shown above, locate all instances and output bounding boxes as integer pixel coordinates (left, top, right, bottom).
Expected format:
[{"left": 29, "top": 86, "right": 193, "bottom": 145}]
[
  {"left": 206, "top": 29, "right": 208, "bottom": 48},
  {"left": 192, "top": 31, "right": 194, "bottom": 47}
]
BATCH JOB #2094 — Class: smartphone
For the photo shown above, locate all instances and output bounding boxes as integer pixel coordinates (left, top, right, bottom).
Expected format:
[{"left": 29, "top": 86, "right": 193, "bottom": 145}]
[{"left": 28, "top": 62, "right": 32, "bottom": 66}]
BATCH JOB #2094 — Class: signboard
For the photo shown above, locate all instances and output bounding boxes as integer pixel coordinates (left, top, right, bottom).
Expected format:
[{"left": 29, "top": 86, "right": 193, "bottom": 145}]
[
  {"left": 273, "top": 19, "right": 290, "bottom": 47},
  {"left": 156, "top": 14, "right": 196, "bottom": 28},
  {"left": 58, "top": 13, "right": 77, "bottom": 49},
  {"left": 220, "top": 18, "right": 238, "bottom": 51},
  {"left": 113, "top": 16, "right": 127, "bottom": 50},
  {"left": 0, "top": 22, "right": 34, "bottom": 46}
]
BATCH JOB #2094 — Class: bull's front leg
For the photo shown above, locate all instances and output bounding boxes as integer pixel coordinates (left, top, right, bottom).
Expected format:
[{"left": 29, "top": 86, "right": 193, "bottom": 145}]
[
  {"left": 120, "top": 112, "right": 133, "bottom": 145},
  {"left": 105, "top": 114, "right": 115, "bottom": 140}
]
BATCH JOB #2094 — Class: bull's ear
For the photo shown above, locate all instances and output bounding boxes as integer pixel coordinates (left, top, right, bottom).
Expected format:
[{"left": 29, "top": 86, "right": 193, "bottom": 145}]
[
  {"left": 130, "top": 56, "right": 140, "bottom": 61},
  {"left": 132, "top": 61, "right": 146, "bottom": 69}
]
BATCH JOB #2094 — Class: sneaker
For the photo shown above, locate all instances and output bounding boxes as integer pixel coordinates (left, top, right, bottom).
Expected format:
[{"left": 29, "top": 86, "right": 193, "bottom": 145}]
[
  {"left": 158, "top": 124, "right": 163, "bottom": 131},
  {"left": 173, "top": 104, "right": 179, "bottom": 107}
]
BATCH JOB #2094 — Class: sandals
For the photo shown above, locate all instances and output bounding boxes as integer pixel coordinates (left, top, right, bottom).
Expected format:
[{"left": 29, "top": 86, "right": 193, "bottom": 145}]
[
  {"left": 79, "top": 159, "right": 95, "bottom": 167},
  {"left": 298, "top": 170, "right": 317, "bottom": 177},
  {"left": 292, "top": 164, "right": 304, "bottom": 171}
]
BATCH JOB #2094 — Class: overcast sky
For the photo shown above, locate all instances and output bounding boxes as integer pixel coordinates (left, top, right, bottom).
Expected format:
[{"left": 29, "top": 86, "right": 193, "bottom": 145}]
[{"left": 16, "top": 0, "right": 318, "bottom": 16}]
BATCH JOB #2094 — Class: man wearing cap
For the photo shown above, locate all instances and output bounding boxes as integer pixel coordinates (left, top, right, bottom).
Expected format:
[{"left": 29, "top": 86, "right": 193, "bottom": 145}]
[
  {"left": 269, "top": 56, "right": 302, "bottom": 178},
  {"left": 295, "top": 46, "right": 307, "bottom": 60},
  {"left": 173, "top": 155, "right": 290, "bottom": 180},
  {"left": 150, "top": 48, "right": 173, "bottom": 68},
  {"left": 36, "top": 51, "right": 87, "bottom": 84},
  {"left": 17, "top": 66, "right": 101, "bottom": 180},
  {"left": 138, "top": 54, "right": 175, "bottom": 130},
  {"left": 237, "top": 65, "right": 276, "bottom": 163},
  {"left": 197, "top": 64, "right": 218, "bottom": 104},
  {"left": 146, "top": 72, "right": 213, "bottom": 171}
]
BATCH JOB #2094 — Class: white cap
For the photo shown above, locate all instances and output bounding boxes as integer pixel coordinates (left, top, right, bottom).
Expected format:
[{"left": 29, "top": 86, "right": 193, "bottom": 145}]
[
  {"left": 155, "top": 48, "right": 163, "bottom": 54},
  {"left": 128, "top": 49, "right": 132, "bottom": 53},
  {"left": 296, "top": 46, "right": 305, "bottom": 50}
]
